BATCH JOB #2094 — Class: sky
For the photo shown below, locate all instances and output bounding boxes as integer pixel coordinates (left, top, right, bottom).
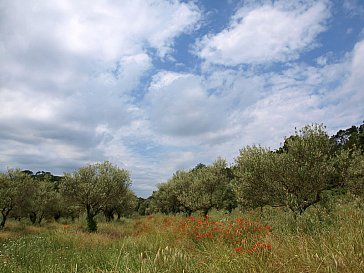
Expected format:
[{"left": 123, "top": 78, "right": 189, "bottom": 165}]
[{"left": 1, "top": 0, "right": 363, "bottom": 197}]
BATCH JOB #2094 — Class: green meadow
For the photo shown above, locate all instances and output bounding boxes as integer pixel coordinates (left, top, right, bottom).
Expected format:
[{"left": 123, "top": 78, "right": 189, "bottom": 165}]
[{"left": 1, "top": 196, "right": 363, "bottom": 273}]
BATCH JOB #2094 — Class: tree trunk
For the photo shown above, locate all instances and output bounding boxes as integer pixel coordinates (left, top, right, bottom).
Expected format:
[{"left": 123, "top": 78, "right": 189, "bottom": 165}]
[
  {"left": 54, "top": 211, "right": 61, "bottom": 222},
  {"left": 86, "top": 213, "right": 97, "bottom": 232},
  {"left": 29, "top": 212, "right": 37, "bottom": 224},
  {"left": 86, "top": 206, "right": 97, "bottom": 232},
  {"left": 0, "top": 208, "right": 11, "bottom": 230},
  {"left": 202, "top": 206, "right": 211, "bottom": 217},
  {"left": 0, "top": 214, "right": 7, "bottom": 229},
  {"left": 37, "top": 213, "right": 44, "bottom": 224},
  {"left": 104, "top": 208, "right": 114, "bottom": 222}
]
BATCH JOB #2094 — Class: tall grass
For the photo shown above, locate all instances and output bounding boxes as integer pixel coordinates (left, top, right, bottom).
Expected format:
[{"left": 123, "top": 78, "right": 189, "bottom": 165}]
[{"left": 0, "top": 198, "right": 363, "bottom": 272}]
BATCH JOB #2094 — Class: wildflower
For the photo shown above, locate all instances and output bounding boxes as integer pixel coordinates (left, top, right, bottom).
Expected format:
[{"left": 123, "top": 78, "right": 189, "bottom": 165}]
[{"left": 235, "top": 245, "right": 243, "bottom": 252}]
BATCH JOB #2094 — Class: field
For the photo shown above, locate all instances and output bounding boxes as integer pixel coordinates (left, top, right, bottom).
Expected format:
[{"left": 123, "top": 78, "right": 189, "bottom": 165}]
[{"left": 0, "top": 198, "right": 363, "bottom": 273}]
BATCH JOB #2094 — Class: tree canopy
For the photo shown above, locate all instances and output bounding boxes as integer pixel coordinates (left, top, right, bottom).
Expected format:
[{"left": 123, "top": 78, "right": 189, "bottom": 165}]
[{"left": 60, "top": 161, "right": 131, "bottom": 231}]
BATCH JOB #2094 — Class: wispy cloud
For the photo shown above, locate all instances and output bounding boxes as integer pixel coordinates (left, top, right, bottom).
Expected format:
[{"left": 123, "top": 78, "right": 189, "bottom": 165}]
[{"left": 194, "top": 0, "right": 331, "bottom": 65}]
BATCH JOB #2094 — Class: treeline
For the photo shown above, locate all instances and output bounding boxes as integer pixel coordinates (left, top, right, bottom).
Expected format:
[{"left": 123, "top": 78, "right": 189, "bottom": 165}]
[
  {"left": 140, "top": 122, "right": 364, "bottom": 217},
  {"left": 0, "top": 161, "right": 137, "bottom": 231},
  {"left": 1, "top": 122, "right": 363, "bottom": 231}
]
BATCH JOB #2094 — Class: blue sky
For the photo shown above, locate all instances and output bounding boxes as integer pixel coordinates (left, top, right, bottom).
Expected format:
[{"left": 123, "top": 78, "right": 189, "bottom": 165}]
[{"left": 1, "top": 0, "right": 363, "bottom": 197}]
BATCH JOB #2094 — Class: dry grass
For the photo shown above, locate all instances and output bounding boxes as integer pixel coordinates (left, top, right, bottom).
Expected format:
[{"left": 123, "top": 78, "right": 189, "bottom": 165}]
[{"left": 0, "top": 199, "right": 363, "bottom": 273}]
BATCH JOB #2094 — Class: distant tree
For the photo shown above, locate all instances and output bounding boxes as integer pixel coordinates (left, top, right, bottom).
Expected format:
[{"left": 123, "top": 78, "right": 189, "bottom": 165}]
[
  {"left": 115, "top": 189, "right": 138, "bottom": 219},
  {"left": 27, "top": 177, "right": 58, "bottom": 224},
  {"left": 0, "top": 169, "right": 34, "bottom": 229},
  {"left": 191, "top": 163, "right": 207, "bottom": 172},
  {"left": 331, "top": 121, "right": 364, "bottom": 152},
  {"left": 176, "top": 159, "right": 233, "bottom": 215},
  {"left": 60, "top": 161, "right": 131, "bottom": 232},
  {"left": 169, "top": 170, "right": 195, "bottom": 216},
  {"left": 347, "top": 149, "right": 364, "bottom": 198},
  {"left": 151, "top": 182, "right": 182, "bottom": 214},
  {"left": 137, "top": 197, "right": 153, "bottom": 215},
  {"left": 103, "top": 189, "right": 138, "bottom": 221},
  {"left": 22, "top": 170, "right": 34, "bottom": 176},
  {"left": 150, "top": 160, "right": 236, "bottom": 216},
  {"left": 233, "top": 146, "right": 284, "bottom": 210}
]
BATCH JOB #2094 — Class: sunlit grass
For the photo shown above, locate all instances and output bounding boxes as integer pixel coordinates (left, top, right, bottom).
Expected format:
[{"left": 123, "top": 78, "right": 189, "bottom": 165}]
[{"left": 0, "top": 199, "right": 363, "bottom": 272}]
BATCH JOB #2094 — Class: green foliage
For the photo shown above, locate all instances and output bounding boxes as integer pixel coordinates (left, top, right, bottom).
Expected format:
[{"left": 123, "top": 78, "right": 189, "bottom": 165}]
[
  {"left": 278, "top": 124, "right": 335, "bottom": 215},
  {"left": 233, "top": 146, "right": 283, "bottom": 210},
  {"left": 151, "top": 181, "right": 183, "bottom": 214},
  {"left": 178, "top": 158, "right": 231, "bottom": 215},
  {"left": 60, "top": 161, "right": 131, "bottom": 232},
  {"left": 347, "top": 149, "right": 364, "bottom": 197},
  {"left": 152, "top": 159, "right": 235, "bottom": 215},
  {"left": 331, "top": 121, "right": 364, "bottom": 152},
  {"left": 233, "top": 124, "right": 339, "bottom": 217},
  {"left": 114, "top": 189, "right": 138, "bottom": 219},
  {"left": 27, "top": 178, "right": 59, "bottom": 224},
  {"left": 0, "top": 169, "right": 34, "bottom": 229}
]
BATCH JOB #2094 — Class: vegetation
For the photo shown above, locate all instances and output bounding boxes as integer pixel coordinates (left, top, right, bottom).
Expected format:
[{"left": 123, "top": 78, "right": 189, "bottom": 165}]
[
  {"left": 0, "top": 121, "right": 364, "bottom": 272},
  {"left": 0, "top": 201, "right": 363, "bottom": 272},
  {"left": 0, "top": 161, "right": 135, "bottom": 232},
  {"left": 60, "top": 161, "right": 131, "bottom": 231},
  {"left": 147, "top": 122, "right": 364, "bottom": 218}
]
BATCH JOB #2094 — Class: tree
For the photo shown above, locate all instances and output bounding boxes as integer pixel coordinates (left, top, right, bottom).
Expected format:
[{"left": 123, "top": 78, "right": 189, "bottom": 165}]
[
  {"left": 27, "top": 177, "right": 58, "bottom": 224},
  {"left": 151, "top": 160, "right": 236, "bottom": 216},
  {"left": 114, "top": 189, "right": 138, "bottom": 219},
  {"left": 60, "top": 161, "right": 131, "bottom": 232},
  {"left": 151, "top": 182, "right": 182, "bottom": 214},
  {"left": 103, "top": 189, "right": 138, "bottom": 221},
  {"left": 0, "top": 169, "right": 33, "bottom": 229},
  {"left": 331, "top": 121, "right": 364, "bottom": 152},
  {"left": 177, "top": 159, "right": 233, "bottom": 215},
  {"left": 279, "top": 124, "right": 336, "bottom": 216},
  {"left": 170, "top": 170, "right": 195, "bottom": 215},
  {"left": 233, "top": 146, "right": 284, "bottom": 210},
  {"left": 233, "top": 124, "right": 338, "bottom": 218},
  {"left": 347, "top": 149, "right": 364, "bottom": 198}
]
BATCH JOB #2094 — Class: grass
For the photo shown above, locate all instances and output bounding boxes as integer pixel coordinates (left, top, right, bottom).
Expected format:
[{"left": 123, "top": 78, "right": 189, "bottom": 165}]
[{"left": 0, "top": 199, "right": 363, "bottom": 272}]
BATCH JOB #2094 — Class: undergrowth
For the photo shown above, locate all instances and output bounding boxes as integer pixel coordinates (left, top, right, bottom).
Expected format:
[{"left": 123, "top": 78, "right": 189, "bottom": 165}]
[{"left": 0, "top": 198, "right": 363, "bottom": 272}]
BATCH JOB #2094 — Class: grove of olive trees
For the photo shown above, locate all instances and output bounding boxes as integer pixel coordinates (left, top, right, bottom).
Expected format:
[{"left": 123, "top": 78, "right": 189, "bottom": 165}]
[
  {"left": 148, "top": 123, "right": 364, "bottom": 217},
  {"left": 1, "top": 122, "right": 363, "bottom": 231},
  {"left": 0, "top": 161, "right": 136, "bottom": 231}
]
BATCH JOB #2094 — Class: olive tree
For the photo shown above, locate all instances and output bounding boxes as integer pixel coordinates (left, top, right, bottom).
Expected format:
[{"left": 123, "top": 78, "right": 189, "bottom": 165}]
[
  {"left": 152, "top": 159, "right": 235, "bottom": 216},
  {"left": 233, "top": 124, "right": 337, "bottom": 217},
  {"left": 60, "top": 161, "right": 131, "bottom": 231},
  {"left": 0, "top": 169, "right": 34, "bottom": 229},
  {"left": 114, "top": 189, "right": 138, "bottom": 219},
  {"left": 279, "top": 124, "right": 335, "bottom": 216},
  {"left": 233, "top": 146, "right": 285, "bottom": 210},
  {"left": 176, "top": 159, "right": 232, "bottom": 215},
  {"left": 151, "top": 182, "right": 183, "bottom": 214},
  {"left": 27, "top": 178, "right": 58, "bottom": 224},
  {"left": 171, "top": 170, "right": 195, "bottom": 215},
  {"left": 347, "top": 149, "right": 364, "bottom": 198}
]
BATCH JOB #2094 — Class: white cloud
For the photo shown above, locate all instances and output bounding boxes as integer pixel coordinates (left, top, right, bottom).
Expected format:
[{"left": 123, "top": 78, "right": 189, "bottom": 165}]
[
  {"left": 236, "top": 39, "right": 364, "bottom": 149},
  {"left": 0, "top": 0, "right": 201, "bottom": 181},
  {"left": 145, "top": 72, "right": 226, "bottom": 137},
  {"left": 0, "top": 0, "right": 200, "bottom": 61},
  {"left": 195, "top": 0, "right": 330, "bottom": 65}
]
